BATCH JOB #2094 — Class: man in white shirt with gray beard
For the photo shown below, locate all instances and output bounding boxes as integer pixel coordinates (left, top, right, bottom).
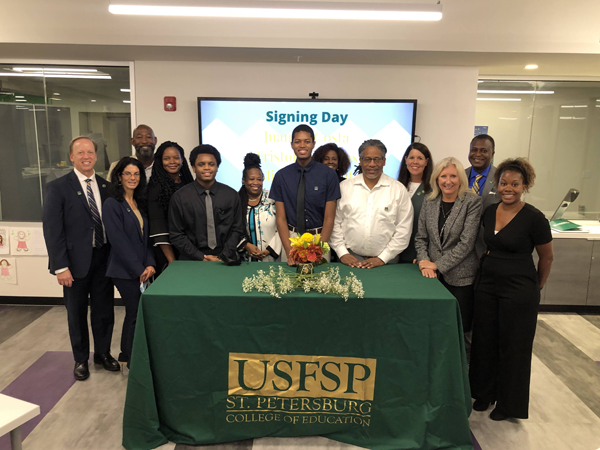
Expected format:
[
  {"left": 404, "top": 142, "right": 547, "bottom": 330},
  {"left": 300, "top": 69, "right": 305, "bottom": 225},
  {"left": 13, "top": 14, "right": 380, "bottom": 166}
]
[{"left": 330, "top": 139, "right": 413, "bottom": 269}]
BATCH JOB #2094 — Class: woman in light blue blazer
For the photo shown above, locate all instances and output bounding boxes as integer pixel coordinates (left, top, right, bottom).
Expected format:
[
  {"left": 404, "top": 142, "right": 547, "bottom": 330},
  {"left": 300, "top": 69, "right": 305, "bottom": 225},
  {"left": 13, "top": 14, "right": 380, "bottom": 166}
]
[
  {"left": 415, "top": 157, "right": 482, "bottom": 332},
  {"left": 104, "top": 157, "right": 155, "bottom": 368}
]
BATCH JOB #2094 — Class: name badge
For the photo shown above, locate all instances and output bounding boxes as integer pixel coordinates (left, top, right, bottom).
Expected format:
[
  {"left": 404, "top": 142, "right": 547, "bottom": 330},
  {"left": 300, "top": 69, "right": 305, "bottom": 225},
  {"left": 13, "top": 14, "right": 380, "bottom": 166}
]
[
  {"left": 314, "top": 186, "right": 319, "bottom": 191},
  {"left": 77, "top": 191, "right": 82, "bottom": 195}
]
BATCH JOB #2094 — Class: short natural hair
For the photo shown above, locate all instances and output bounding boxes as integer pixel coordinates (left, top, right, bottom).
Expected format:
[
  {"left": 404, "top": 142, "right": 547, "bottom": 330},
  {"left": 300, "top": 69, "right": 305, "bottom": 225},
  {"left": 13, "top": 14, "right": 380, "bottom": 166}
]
[
  {"left": 312, "top": 143, "right": 351, "bottom": 177},
  {"left": 494, "top": 157, "right": 536, "bottom": 192},
  {"left": 358, "top": 139, "right": 387, "bottom": 158},
  {"left": 69, "top": 136, "right": 97, "bottom": 154},
  {"left": 189, "top": 144, "right": 221, "bottom": 167},
  {"left": 470, "top": 134, "right": 495, "bottom": 152},
  {"left": 428, "top": 157, "right": 470, "bottom": 200},
  {"left": 291, "top": 124, "right": 315, "bottom": 141}
]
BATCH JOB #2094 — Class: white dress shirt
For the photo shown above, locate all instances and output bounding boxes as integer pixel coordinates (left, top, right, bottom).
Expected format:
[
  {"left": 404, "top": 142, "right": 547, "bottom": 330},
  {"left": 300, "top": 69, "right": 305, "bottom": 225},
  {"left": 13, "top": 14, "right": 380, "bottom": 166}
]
[{"left": 330, "top": 173, "right": 413, "bottom": 264}]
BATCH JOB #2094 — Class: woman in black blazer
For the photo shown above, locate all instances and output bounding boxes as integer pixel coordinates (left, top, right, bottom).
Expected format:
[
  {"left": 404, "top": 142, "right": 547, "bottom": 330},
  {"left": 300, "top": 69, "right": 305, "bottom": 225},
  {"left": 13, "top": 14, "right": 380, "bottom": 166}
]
[
  {"left": 104, "top": 157, "right": 156, "bottom": 368},
  {"left": 147, "top": 141, "right": 194, "bottom": 276},
  {"left": 414, "top": 157, "right": 482, "bottom": 333},
  {"left": 397, "top": 142, "right": 433, "bottom": 263}
]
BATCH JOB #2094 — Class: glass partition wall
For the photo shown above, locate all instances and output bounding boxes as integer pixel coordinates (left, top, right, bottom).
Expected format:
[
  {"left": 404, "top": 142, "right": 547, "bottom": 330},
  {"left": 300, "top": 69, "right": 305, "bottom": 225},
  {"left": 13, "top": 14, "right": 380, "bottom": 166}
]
[
  {"left": 0, "top": 64, "right": 131, "bottom": 221},
  {"left": 476, "top": 80, "right": 600, "bottom": 219}
]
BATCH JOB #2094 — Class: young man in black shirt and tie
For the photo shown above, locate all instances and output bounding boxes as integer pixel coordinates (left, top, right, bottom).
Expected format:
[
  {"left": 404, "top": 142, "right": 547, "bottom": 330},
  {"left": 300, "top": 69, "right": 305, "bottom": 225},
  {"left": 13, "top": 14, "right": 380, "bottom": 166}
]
[{"left": 169, "top": 145, "right": 244, "bottom": 262}]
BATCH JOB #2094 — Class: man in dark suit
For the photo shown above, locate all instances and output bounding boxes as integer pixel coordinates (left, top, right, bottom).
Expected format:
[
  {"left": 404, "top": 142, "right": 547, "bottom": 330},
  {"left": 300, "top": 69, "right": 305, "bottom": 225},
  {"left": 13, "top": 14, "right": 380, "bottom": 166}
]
[
  {"left": 43, "top": 136, "right": 119, "bottom": 380},
  {"left": 465, "top": 134, "right": 500, "bottom": 257}
]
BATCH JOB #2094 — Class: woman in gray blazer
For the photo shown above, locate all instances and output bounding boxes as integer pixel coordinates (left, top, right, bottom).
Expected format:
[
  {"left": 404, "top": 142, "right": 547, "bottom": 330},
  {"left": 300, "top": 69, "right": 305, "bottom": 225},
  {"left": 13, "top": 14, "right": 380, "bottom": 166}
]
[{"left": 415, "top": 157, "right": 482, "bottom": 332}]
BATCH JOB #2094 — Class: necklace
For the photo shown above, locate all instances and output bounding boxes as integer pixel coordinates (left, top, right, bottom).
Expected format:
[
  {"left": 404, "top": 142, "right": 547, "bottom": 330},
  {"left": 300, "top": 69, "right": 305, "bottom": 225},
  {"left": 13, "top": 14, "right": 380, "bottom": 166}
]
[
  {"left": 439, "top": 201, "right": 455, "bottom": 238},
  {"left": 441, "top": 201, "right": 453, "bottom": 218}
]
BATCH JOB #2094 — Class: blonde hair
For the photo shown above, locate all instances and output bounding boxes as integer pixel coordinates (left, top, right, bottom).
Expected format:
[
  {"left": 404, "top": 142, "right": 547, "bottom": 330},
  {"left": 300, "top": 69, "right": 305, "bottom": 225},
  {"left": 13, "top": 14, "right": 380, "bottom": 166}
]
[{"left": 428, "top": 157, "right": 470, "bottom": 200}]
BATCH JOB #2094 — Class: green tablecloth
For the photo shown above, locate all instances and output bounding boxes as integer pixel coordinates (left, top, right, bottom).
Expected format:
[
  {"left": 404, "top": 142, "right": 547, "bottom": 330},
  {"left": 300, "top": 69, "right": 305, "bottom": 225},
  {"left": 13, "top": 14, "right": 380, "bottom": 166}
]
[{"left": 123, "top": 261, "right": 472, "bottom": 450}]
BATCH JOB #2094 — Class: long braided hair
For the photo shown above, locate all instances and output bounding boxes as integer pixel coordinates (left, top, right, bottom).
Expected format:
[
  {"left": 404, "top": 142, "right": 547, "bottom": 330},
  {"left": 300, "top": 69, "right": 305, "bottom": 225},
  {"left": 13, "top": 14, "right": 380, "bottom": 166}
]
[
  {"left": 147, "top": 141, "right": 194, "bottom": 216},
  {"left": 238, "top": 153, "right": 264, "bottom": 232}
]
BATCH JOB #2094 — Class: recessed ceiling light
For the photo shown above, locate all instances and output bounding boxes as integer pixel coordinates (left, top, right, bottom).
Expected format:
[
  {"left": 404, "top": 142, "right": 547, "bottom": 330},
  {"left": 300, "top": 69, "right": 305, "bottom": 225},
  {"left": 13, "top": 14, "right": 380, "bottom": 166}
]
[
  {"left": 120, "top": 88, "right": 131, "bottom": 92},
  {"left": 123, "top": 100, "right": 131, "bottom": 103},
  {"left": 53, "top": 92, "right": 60, "bottom": 96},
  {"left": 477, "top": 98, "right": 522, "bottom": 102},
  {"left": 477, "top": 90, "right": 554, "bottom": 95},
  {"left": 91, "top": 99, "right": 97, "bottom": 102},
  {"left": 15, "top": 95, "right": 25, "bottom": 98},
  {"left": 48, "top": 98, "right": 61, "bottom": 101},
  {"left": 108, "top": 2, "right": 443, "bottom": 21},
  {"left": 15, "top": 99, "right": 27, "bottom": 102},
  {"left": 13, "top": 67, "right": 98, "bottom": 73},
  {"left": 525, "top": 64, "right": 538, "bottom": 70}
]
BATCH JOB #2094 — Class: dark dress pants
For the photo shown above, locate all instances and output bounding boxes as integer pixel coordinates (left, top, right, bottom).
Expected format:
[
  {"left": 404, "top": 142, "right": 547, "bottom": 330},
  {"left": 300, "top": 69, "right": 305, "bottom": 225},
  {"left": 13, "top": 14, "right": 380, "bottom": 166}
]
[
  {"left": 64, "top": 246, "right": 114, "bottom": 363},
  {"left": 438, "top": 274, "right": 474, "bottom": 333},
  {"left": 469, "top": 254, "right": 540, "bottom": 419},
  {"left": 112, "top": 277, "right": 141, "bottom": 363}
]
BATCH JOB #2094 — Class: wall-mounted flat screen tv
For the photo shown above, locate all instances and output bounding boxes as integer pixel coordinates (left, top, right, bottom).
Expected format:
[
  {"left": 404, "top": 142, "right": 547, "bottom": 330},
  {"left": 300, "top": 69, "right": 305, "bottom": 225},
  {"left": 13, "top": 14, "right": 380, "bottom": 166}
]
[{"left": 198, "top": 98, "right": 417, "bottom": 190}]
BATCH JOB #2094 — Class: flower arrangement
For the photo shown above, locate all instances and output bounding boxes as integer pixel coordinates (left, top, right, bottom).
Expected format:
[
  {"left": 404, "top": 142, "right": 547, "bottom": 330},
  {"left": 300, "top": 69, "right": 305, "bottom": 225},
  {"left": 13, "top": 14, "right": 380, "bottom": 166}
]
[
  {"left": 242, "top": 265, "right": 364, "bottom": 301},
  {"left": 289, "top": 233, "right": 330, "bottom": 265}
]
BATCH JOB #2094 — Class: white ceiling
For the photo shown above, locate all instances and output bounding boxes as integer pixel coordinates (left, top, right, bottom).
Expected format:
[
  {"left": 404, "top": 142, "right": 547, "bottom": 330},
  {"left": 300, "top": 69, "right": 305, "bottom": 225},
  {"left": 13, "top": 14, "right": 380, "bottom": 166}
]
[{"left": 2, "top": 0, "right": 600, "bottom": 76}]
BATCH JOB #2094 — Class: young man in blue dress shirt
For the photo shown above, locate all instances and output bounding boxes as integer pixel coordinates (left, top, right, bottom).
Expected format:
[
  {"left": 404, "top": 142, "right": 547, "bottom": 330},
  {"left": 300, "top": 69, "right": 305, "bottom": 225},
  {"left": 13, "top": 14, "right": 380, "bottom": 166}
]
[{"left": 269, "top": 125, "right": 341, "bottom": 264}]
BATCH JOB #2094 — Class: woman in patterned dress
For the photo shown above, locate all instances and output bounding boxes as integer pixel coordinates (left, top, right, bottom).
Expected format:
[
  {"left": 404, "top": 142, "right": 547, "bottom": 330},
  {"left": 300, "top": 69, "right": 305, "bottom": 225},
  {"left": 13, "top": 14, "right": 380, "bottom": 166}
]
[{"left": 238, "top": 153, "right": 282, "bottom": 262}]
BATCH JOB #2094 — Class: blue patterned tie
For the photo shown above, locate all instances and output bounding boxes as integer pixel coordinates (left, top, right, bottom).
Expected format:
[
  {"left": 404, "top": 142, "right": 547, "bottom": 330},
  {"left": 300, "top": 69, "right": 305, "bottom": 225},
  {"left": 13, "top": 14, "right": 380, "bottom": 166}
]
[{"left": 85, "top": 179, "right": 104, "bottom": 248}]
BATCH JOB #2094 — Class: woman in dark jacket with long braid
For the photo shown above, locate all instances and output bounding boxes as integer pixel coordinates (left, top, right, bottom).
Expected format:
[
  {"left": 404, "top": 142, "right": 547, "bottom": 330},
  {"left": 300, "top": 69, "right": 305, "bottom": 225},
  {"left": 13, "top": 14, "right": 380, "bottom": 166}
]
[{"left": 147, "top": 141, "right": 194, "bottom": 275}]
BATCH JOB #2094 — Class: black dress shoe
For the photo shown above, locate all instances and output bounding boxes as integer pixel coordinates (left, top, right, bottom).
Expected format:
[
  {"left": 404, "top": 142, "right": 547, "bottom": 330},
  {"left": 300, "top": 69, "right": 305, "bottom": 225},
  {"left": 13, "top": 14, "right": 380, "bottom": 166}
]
[
  {"left": 473, "top": 400, "right": 493, "bottom": 412},
  {"left": 490, "top": 407, "right": 510, "bottom": 421},
  {"left": 93, "top": 353, "right": 120, "bottom": 371},
  {"left": 74, "top": 362, "right": 90, "bottom": 381}
]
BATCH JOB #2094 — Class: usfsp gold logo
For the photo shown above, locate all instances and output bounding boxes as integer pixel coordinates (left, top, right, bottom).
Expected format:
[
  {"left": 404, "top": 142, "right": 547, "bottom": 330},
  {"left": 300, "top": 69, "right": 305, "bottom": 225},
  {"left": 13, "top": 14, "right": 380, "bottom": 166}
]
[{"left": 227, "top": 353, "right": 376, "bottom": 427}]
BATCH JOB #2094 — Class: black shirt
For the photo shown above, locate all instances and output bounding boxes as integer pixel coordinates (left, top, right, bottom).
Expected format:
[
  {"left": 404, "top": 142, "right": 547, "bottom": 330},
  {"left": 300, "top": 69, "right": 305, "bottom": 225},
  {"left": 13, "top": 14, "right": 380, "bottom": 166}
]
[
  {"left": 169, "top": 181, "right": 244, "bottom": 261},
  {"left": 483, "top": 202, "right": 552, "bottom": 254},
  {"left": 438, "top": 201, "right": 455, "bottom": 237}
]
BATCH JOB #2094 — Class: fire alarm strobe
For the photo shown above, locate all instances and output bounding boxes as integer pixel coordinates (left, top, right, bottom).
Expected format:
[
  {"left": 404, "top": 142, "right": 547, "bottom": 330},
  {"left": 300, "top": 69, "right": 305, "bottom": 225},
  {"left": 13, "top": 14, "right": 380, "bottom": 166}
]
[{"left": 164, "top": 97, "right": 176, "bottom": 112}]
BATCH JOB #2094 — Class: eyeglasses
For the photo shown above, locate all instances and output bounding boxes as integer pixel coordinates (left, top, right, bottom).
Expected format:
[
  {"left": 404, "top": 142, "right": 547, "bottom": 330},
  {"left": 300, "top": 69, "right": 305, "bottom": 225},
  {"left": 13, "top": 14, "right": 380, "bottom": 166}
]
[
  {"left": 360, "top": 157, "right": 385, "bottom": 164},
  {"left": 122, "top": 172, "right": 141, "bottom": 178}
]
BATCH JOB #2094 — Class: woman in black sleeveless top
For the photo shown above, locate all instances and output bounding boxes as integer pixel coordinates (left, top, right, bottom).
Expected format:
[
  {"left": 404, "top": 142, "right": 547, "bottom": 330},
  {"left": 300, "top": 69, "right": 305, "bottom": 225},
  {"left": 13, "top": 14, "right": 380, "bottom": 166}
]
[{"left": 469, "top": 158, "right": 554, "bottom": 421}]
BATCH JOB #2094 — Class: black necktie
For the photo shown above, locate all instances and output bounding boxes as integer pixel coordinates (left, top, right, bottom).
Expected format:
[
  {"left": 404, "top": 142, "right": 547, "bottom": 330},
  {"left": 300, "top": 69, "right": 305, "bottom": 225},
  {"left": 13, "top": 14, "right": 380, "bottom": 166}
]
[
  {"left": 205, "top": 190, "right": 217, "bottom": 249},
  {"left": 296, "top": 168, "right": 306, "bottom": 234},
  {"left": 85, "top": 179, "right": 104, "bottom": 248}
]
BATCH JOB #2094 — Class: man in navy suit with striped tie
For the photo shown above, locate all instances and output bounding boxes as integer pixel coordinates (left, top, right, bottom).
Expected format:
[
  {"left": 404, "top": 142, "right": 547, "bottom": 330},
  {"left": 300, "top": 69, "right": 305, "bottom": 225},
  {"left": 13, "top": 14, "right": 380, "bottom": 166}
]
[
  {"left": 43, "top": 136, "right": 119, "bottom": 381},
  {"left": 465, "top": 133, "right": 500, "bottom": 258}
]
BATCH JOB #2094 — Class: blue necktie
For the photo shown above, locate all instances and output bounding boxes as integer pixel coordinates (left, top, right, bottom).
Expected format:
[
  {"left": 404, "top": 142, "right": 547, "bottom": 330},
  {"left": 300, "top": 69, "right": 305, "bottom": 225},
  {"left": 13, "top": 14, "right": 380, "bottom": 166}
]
[{"left": 85, "top": 179, "right": 104, "bottom": 248}]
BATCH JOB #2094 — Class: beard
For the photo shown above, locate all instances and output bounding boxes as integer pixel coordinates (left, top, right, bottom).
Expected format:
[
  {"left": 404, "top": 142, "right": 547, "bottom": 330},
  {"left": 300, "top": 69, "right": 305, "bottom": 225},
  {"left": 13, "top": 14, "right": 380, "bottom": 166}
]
[{"left": 136, "top": 145, "right": 155, "bottom": 159}]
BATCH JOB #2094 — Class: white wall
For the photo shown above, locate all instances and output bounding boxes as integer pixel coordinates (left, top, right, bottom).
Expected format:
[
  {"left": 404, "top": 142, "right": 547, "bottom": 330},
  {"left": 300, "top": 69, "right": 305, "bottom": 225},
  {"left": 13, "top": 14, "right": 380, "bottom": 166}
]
[
  {"left": 135, "top": 61, "right": 479, "bottom": 166},
  {"left": 0, "top": 61, "right": 478, "bottom": 298}
]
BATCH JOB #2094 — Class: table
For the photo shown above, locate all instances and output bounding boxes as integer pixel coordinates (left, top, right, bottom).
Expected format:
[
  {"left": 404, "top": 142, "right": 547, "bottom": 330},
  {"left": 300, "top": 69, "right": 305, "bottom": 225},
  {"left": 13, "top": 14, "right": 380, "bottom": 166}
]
[
  {"left": 0, "top": 394, "right": 40, "bottom": 450},
  {"left": 123, "top": 262, "right": 473, "bottom": 450}
]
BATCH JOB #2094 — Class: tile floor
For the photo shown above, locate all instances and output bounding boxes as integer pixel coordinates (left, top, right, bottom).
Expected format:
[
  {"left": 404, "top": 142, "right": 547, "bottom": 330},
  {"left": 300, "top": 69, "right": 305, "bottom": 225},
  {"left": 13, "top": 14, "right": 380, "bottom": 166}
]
[{"left": 1, "top": 305, "right": 599, "bottom": 450}]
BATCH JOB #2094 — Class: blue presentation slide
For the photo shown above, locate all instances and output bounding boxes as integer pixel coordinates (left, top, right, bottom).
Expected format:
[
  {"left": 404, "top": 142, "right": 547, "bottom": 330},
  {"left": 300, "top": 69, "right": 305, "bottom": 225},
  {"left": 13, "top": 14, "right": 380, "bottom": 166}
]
[{"left": 199, "top": 99, "right": 416, "bottom": 190}]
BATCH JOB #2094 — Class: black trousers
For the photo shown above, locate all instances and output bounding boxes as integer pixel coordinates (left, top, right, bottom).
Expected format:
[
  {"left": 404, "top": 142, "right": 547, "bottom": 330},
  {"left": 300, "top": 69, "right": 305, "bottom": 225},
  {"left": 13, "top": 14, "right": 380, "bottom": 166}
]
[
  {"left": 438, "top": 274, "right": 474, "bottom": 333},
  {"left": 64, "top": 246, "right": 114, "bottom": 363},
  {"left": 469, "top": 253, "right": 540, "bottom": 419},
  {"left": 112, "top": 277, "right": 141, "bottom": 363}
]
